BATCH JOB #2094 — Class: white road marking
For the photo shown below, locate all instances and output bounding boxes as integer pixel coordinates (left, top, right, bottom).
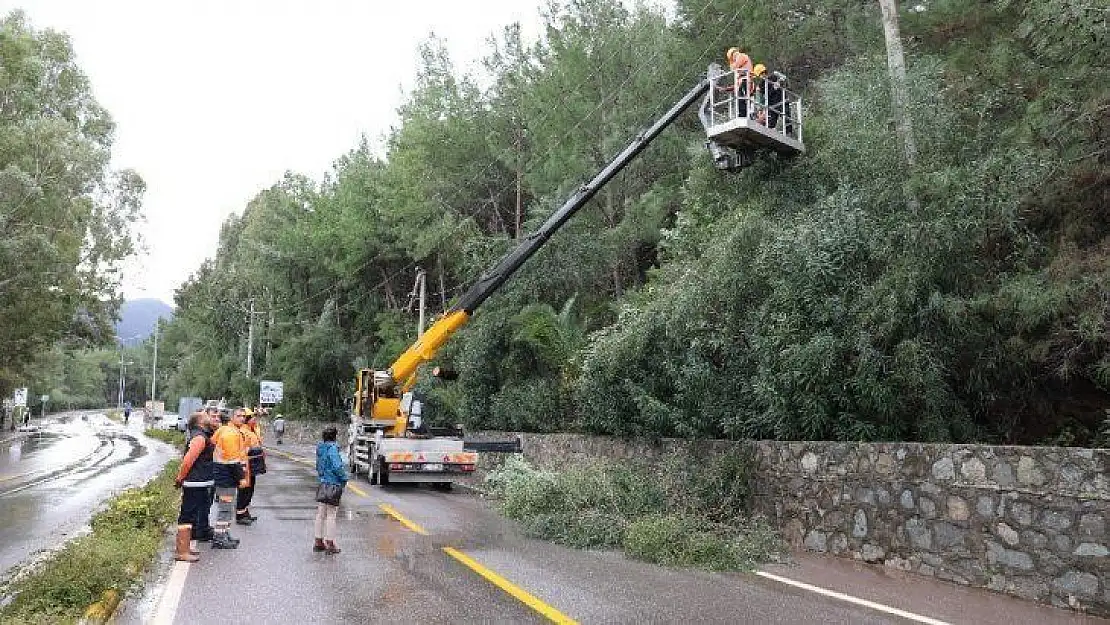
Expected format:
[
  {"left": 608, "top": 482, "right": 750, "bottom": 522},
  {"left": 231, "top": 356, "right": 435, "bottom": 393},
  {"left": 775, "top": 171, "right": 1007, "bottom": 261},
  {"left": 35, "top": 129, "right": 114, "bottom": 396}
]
[
  {"left": 150, "top": 555, "right": 193, "bottom": 625},
  {"left": 755, "top": 571, "right": 952, "bottom": 625}
]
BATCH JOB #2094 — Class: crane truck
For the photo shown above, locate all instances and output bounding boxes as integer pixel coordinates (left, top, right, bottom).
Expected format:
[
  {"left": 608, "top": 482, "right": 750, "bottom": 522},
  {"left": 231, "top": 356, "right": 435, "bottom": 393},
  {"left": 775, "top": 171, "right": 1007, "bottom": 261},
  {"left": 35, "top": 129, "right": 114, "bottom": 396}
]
[{"left": 347, "top": 65, "right": 804, "bottom": 487}]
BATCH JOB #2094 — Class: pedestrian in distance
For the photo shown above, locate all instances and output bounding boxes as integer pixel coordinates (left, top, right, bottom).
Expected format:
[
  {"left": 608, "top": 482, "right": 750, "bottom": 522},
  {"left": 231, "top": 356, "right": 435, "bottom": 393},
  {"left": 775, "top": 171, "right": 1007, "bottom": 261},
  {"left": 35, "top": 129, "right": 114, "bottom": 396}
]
[
  {"left": 123, "top": 401, "right": 131, "bottom": 424},
  {"left": 210, "top": 408, "right": 248, "bottom": 549},
  {"left": 173, "top": 412, "right": 214, "bottom": 562},
  {"left": 272, "top": 414, "right": 285, "bottom": 445},
  {"left": 314, "top": 425, "right": 347, "bottom": 555}
]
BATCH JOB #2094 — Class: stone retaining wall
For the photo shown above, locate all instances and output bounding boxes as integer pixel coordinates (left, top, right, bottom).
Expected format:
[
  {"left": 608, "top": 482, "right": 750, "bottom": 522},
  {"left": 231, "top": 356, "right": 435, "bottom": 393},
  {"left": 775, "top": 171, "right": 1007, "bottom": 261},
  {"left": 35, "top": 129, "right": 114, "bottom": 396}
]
[{"left": 468, "top": 432, "right": 1109, "bottom": 617}]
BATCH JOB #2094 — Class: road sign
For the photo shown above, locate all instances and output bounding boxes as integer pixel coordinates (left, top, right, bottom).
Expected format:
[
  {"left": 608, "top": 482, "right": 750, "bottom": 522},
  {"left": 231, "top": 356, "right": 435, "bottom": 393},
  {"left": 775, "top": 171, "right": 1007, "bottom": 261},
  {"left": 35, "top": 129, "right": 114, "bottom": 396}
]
[
  {"left": 40, "top": 395, "right": 49, "bottom": 403},
  {"left": 13, "top": 388, "right": 27, "bottom": 407},
  {"left": 259, "top": 380, "right": 283, "bottom": 405}
]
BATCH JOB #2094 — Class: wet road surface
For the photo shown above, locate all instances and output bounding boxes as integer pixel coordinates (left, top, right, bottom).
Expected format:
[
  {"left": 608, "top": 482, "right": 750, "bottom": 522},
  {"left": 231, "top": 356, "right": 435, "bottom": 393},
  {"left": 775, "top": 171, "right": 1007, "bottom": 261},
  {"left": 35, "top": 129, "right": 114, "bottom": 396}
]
[
  {"left": 131, "top": 444, "right": 1105, "bottom": 625},
  {"left": 0, "top": 411, "right": 176, "bottom": 577}
]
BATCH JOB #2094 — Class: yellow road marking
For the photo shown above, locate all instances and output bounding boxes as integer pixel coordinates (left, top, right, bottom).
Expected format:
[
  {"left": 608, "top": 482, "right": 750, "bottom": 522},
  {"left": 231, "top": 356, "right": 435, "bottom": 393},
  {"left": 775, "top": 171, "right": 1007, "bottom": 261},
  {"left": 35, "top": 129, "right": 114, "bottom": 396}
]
[
  {"left": 378, "top": 503, "right": 428, "bottom": 535},
  {"left": 442, "top": 547, "right": 578, "bottom": 625},
  {"left": 347, "top": 483, "right": 368, "bottom": 497}
]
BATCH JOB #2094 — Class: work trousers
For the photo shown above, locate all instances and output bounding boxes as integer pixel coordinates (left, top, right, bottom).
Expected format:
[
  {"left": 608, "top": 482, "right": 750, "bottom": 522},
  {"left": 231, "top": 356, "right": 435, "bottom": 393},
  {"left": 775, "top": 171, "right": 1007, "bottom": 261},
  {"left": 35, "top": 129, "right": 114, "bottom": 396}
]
[
  {"left": 214, "top": 487, "right": 237, "bottom": 531},
  {"left": 193, "top": 487, "right": 214, "bottom": 537},
  {"left": 177, "top": 486, "right": 211, "bottom": 525},
  {"left": 237, "top": 475, "right": 255, "bottom": 513},
  {"left": 314, "top": 503, "right": 338, "bottom": 540}
]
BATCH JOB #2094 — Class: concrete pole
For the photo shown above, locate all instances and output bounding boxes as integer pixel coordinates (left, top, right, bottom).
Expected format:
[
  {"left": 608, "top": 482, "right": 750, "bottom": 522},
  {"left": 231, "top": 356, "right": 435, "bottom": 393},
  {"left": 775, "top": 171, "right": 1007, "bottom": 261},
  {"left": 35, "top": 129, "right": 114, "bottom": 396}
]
[
  {"left": 246, "top": 298, "right": 255, "bottom": 377},
  {"left": 151, "top": 325, "right": 159, "bottom": 401},
  {"left": 418, "top": 269, "right": 427, "bottom": 336}
]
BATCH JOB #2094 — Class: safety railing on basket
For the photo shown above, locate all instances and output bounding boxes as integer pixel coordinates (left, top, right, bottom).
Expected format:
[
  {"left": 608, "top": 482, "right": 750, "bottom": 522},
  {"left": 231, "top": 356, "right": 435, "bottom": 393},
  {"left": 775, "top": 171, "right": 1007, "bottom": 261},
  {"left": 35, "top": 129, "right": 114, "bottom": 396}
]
[{"left": 708, "top": 68, "right": 803, "bottom": 144}]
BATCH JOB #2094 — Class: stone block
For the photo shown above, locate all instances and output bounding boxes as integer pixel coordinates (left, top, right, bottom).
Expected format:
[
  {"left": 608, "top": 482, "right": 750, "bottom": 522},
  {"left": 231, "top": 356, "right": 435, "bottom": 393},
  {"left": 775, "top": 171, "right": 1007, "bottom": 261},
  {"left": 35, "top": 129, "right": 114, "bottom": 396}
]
[
  {"left": 1021, "top": 530, "right": 1048, "bottom": 550},
  {"left": 874, "top": 453, "right": 895, "bottom": 475},
  {"left": 1059, "top": 463, "right": 1083, "bottom": 487},
  {"left": 855, "top": 487, "right": 875, "bottom": 506},
  {"left": 996, "top": 522, "right": 1020, "bottom": 547},
  {"left": 987, "top": 541, "right": 1035, "bottom": 570},
  {"left": 1073, "top": 542, "right": 1109, "bottom": 557},
  {"left": 1041, "top": 509, "right": 1073, "bottom": 532},
  {"left": 919, "top": 497, "right": 937, "bottom": 518},
  {"left": 976, "top": 495, "right": 994, "bottom": 519},
  {"left": 1016, "top": 456, "right": 1046, "bottom": 486},
  {"left": 804, "top": 529, "right": 828, "bottom": 552},
  {"left": 1010, "top": 502, "right": 1033, "bottom": 527},
  {"left": 1052, "top": 534, "right": 1072, "bottom": 555},
  {"left": 919, "top": 563, "right": 936, "bottom": 576},
  {"left": 800, "top": 452, "right": 818, "bottom": 472},
  {"left": 852, "top": 509, "right": 868, "bottom": 538},
  {"left": 860, "top": 543, "right": 885, "bottom": 563},
  {"left": 932, "top": 457, "right": 955, "bottom": 481},
  {"left": 1053, "top": 571, "right": 1100, "bottom": 598},
  {"left": 1078, "top": 513, "right": 1106, "bottom": 540},
  {"left": 876, "top": 488, "right": 891, "bottom": 506},
  {"left": 960, "top": 457, "right": 986, "bottom": 482},
  {"left": 934, "top": 522, "right": 968, "bottom": 549},
  {"left": 885, "top": 556, "right": 912, "bottom": 571},
  {"left": 900, "top": 489, "right": 915, "bottom": 510},
  {"left": 993, "top": 461, "right": 1015, "bottom": 487},
  {"left": 906, "top": 518, "right": 932, "bottom": 550},
  {"left": 947, "top": 496, "right": 970, "bottom": 522},
  {"left": 830, "top": 533, "right": 848, "bottom": 554}
]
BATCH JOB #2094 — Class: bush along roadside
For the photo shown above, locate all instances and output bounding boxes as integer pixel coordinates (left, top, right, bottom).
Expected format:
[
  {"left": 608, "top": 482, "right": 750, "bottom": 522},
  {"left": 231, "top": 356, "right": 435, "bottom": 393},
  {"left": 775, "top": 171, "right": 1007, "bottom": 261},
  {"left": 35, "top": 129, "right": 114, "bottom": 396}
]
[
  {"left": 483, "top": 454, "right": 784, "bottom": 571},
  {"left": 144, "top": 428, "right": 185, "bottom": 447},
  {"left": 0, "top": 459, "right": 181, "bottom": 624}
]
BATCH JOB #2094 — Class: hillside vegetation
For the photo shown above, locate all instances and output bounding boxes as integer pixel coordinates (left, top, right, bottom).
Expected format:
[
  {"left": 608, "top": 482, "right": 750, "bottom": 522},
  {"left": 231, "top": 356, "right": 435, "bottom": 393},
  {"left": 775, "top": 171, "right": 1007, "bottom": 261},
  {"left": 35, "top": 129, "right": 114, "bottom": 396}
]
[{"left": 144, "top": 0, "right": 1108, "bottom": 445}]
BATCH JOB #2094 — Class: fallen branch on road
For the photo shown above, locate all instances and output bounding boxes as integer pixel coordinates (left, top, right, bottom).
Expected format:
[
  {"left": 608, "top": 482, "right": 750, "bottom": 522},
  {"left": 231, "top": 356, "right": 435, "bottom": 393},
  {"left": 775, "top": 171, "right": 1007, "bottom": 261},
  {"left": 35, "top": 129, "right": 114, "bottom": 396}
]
[
  {"left": 484, "top": 456, "right": 784, "bottom": 572},
  {"left": 0, "top": 460, "right": 181, "bottom": 624}
]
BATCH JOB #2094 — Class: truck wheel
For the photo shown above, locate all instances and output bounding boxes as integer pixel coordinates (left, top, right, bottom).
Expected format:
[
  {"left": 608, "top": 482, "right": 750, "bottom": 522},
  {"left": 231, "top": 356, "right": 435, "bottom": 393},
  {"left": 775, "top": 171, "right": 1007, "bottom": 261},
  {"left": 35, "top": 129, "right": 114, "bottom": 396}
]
[{"left": 377, "top": 459, "right": 390, "bottom": 486}]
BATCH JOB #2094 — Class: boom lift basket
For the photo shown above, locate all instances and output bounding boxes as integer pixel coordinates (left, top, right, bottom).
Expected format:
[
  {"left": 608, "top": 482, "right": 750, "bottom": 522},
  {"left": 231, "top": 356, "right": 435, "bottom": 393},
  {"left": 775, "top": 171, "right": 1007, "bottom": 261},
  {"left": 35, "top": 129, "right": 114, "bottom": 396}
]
[{"left": 704, "top": 68, "right": 804, "bottom": 155}]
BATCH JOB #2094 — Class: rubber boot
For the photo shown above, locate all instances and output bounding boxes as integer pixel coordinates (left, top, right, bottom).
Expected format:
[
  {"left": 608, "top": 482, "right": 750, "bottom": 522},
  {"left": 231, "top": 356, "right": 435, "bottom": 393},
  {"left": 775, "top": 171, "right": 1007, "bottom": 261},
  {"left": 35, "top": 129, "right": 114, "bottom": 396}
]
[
  {"left": 235, "top": 512, "right": 253, "bottom": 526},
  {"left": 324, "top": 540, "right": 341, "bottom": 555},
  {"left": 313, "top": 538, "right": 327, "bottom": 552},
  {"left": 211, "top": 532, "right": 239, "bottom": 549},
  {"left": 174, "top": 527, "right": 199, "bottom": 562}
]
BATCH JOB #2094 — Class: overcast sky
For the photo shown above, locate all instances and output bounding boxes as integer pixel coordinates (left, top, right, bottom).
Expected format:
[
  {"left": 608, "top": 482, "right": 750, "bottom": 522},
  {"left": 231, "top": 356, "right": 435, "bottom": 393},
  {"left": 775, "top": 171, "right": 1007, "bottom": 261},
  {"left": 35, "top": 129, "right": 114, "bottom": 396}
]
[{"left": 6, "top": 1, "right": 547, "bottom": 305}]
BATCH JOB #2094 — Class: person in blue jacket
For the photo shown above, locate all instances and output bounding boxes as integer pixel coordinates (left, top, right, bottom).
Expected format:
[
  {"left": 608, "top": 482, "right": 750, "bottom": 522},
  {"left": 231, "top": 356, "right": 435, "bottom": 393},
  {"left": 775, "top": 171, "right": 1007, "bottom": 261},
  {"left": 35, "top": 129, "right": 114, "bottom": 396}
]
[{"left": 313, "top": 425, "right": 347, "bottom": 554}]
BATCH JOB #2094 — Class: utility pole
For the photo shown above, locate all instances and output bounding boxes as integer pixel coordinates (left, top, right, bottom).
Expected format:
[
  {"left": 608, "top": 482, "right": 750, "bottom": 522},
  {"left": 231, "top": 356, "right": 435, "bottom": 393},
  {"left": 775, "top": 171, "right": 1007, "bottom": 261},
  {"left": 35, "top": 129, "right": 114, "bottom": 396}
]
[
  {"left": 150, "top": 323, "right": 159, "bottom": 401},
  {"left": 246, "top": 298, "right": 255, "bottom": 377},
  {"left": 878, "top": 0, "right": 920, "bottom": 214},
  {"left": 117, "top": 357, "right": 133, "bottom": 409},
  {"left": 418, "top": 269, "right": 427, "bottom": 336}
]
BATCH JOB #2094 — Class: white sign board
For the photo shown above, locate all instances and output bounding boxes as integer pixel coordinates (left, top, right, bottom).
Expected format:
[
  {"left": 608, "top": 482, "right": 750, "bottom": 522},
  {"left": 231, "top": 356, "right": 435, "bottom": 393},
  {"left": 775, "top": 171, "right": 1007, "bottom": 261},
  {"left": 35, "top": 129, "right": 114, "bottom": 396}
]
[
  {"left": 13, "top": 388, "right": 28, "bottom": 407},
  {"left": 259, "top": 380, "right": 283, "bottom": 405},
  {"left": 40, "top": 395, "right": 49, "bottom": 403}
]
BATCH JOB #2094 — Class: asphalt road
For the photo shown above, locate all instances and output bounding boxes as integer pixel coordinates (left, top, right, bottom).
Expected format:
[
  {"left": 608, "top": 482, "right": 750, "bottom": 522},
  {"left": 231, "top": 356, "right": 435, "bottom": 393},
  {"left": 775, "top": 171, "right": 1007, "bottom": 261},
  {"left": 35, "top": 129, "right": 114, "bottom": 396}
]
[
  {"left": 0, "top": 411, "right": 176, "bottom": 578},
  {"left": 130, "top": 444, "right": 1105, "bottom": 625}
]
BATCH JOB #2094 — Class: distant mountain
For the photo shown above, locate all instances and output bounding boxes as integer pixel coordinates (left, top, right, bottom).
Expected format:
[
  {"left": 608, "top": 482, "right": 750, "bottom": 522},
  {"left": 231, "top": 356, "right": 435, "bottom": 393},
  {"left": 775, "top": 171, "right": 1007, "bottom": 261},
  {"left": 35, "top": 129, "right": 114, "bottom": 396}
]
[{"left": 116, "top": 299, "right": 174, "bottom": 345}]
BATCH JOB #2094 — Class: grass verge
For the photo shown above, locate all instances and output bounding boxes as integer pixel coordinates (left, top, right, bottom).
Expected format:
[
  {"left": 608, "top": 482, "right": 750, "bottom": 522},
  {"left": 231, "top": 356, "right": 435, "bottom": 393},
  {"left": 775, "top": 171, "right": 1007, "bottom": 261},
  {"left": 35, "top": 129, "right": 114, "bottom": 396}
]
[
  {"left": 484, "top": 455, "right": 783, "bottom": 571},
  {"left": 0, "top": 460, "right": 181, "bottom": 624},
  {"left": 144, "top": 428, "right": 185, "bottom": 447}
]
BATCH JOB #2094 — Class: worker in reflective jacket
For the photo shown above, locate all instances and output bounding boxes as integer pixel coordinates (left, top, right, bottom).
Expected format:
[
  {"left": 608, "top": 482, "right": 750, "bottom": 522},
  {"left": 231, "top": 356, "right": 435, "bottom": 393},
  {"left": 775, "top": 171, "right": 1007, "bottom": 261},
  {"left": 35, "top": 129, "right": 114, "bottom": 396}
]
[
  {"left": 173, "top": 411, "right": 214, "bottom": 562},
  {"left": 210, "top": 409, "right": 248, "bottom": 549},
  {"left": 236, "top": 408, "right": 264, "bottom": 524},
  {"left": 726, "top": 47, "right": 754, "bottom": 116}
]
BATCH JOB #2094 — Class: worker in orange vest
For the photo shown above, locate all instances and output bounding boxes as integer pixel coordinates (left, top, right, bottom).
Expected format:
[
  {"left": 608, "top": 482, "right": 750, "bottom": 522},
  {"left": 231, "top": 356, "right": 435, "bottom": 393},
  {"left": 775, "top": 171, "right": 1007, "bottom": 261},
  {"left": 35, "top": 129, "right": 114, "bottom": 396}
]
[
  {"left": 210, "top": 408, "right": 248, "bottom": 548},
  {"left": 725, "top": 47, "right": 755, "bottom": 117},
  {"left": 237, "top": 408, "right": 265, "bottom": 523}
]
